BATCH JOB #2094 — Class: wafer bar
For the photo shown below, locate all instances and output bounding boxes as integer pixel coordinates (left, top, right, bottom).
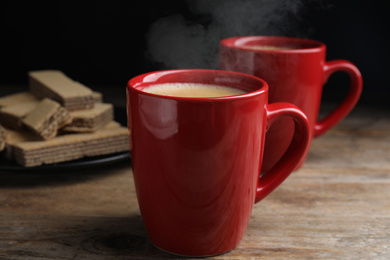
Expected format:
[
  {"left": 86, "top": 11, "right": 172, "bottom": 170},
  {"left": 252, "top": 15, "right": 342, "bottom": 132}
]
[
  {"left": 62, "top": 103, "right": 114, "bottom": 133},
  {"left": 0, "top": 100, "right": 41, "bottom": 129},
  {"left": 0, "top": 91, "right": 40, "bottom": 108},
  {"left": 2, "top": 127, "right": 40, "bottom": 159},
  {"left": 11, "top": 123, "right": 130, "bottom": 167},
  {"left": 29, "top": 70, "right": 95, "bottom": 111},
  {"left": 22, "top": 98, "right": 72, "bottom": 140}
]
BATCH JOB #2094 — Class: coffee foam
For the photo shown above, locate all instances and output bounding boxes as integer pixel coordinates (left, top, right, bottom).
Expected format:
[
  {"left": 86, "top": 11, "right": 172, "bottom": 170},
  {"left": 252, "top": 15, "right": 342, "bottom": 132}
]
[
  {"left": 143, "top": 83, "right": 247, "bottom": 98},
  {"left": 243, "top": 45, "right": 293, "bottom": 51}
]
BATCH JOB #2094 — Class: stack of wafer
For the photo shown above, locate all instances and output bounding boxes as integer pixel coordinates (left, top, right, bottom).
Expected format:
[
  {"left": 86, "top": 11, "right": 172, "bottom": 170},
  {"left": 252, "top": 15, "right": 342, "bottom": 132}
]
[{"left": 0, "top": 70, "right": 130, "bottom": 167}]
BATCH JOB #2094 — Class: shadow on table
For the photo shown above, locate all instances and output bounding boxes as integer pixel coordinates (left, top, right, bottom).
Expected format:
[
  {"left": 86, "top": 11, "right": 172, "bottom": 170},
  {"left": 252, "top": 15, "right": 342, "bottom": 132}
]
[
  {"left": 1, "top": 214, "right": 183, "bottom": 259},
  {"left": 76, "top": 214, "right": 176, "bottom": 259}
]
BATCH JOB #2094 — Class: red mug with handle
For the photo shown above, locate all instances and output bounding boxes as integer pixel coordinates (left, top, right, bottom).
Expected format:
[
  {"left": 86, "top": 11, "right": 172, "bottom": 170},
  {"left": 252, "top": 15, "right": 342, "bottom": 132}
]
[
  {"left": 219, "top": 36, "right": 363, "bottom": 171},
  {"left": 127, "top": 69, "right": 310, "bottom": 256}
]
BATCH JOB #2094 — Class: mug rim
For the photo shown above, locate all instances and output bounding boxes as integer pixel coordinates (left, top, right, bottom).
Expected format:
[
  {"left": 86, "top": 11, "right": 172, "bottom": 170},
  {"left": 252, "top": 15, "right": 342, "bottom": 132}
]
[
  {"left": 127, "top": 69, "right": 268, "bottom": 101},
  {"left": 220, "top": 35, "right": 325, "bottom": 53}
]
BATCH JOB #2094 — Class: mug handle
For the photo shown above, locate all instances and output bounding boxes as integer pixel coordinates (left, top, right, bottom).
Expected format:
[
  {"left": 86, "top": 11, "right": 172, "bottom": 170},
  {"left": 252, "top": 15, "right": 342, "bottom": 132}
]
[
  {"left": 314, "top": 60, "right": 363, "bottom": 137},
  {"left": 255, "top": 102, "right": 310, "bottom": 203}
]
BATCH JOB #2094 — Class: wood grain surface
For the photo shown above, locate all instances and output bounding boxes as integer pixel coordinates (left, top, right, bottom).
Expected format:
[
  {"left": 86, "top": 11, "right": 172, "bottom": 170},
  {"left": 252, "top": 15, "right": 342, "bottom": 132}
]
[{"left": 0, "top": 105, "right": 389, "bottom": 259}]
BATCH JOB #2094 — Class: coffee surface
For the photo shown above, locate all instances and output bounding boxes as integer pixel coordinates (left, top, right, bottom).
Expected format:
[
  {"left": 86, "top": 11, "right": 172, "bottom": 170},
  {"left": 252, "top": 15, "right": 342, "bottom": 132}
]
[
  {"left": 243, "top": 45, "right": 292, "bottom": 51},
  {"left": 143, "top": 83, "right": 247, "bottom": 98}
]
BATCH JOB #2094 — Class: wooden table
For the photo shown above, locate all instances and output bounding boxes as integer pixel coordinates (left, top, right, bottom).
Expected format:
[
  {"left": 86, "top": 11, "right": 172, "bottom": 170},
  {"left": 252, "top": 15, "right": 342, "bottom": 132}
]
[{"left": 0, "top": 104, "right": 389, "bottom": 259}]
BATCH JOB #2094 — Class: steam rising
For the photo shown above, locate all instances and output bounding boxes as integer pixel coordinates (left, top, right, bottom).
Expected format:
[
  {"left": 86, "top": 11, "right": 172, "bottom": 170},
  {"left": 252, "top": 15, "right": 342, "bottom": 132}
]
[{"left": 146, "top": 0, "right": 311, "bottom": 70}]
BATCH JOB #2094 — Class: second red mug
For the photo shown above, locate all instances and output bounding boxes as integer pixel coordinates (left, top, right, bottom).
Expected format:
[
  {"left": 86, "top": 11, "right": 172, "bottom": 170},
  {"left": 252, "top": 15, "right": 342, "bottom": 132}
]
[{"left": 220, "top": 36, "right": 363, "bottom": 171}]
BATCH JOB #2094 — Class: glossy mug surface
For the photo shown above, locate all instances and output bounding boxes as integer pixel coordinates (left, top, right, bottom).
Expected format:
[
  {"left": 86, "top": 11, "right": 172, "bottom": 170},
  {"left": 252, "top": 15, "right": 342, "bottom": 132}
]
[
  {"left": 219, "top": 36, "right": 363, "bottom": 171},
  {"left": 127, "top": 69, "right": 310, "bottom": 256}
]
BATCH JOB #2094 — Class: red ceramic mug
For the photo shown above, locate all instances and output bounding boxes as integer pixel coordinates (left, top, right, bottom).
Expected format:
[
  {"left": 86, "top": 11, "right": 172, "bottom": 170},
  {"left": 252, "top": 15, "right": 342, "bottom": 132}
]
[
  {"left": 219, "top": 36, "right": 363, "bottom": 171},
  {"left": 127, "top": 69, "right": 310, "bottom": 257}
]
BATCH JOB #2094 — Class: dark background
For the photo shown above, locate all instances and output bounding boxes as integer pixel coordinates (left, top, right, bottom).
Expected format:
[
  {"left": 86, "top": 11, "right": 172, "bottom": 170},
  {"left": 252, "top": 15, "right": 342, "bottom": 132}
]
[{"left": 1, "top": 0, "right": 389, "bottom": 109}]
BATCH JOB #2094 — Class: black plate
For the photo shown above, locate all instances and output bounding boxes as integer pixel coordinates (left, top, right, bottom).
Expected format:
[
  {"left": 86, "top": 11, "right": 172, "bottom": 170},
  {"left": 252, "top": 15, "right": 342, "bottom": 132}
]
[
  {"left": 0, "top": 152, "right": 131, "bottom": 172},
  {"left": 0, "top": 106, "right": 131, "bottom": 172}
]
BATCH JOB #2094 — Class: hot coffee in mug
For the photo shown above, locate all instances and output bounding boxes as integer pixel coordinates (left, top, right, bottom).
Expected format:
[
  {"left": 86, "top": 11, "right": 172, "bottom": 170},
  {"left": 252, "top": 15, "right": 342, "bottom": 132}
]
[
  {"left": 220, "top": 36, "right": 363, "bottom": 171},
  {"left": 127, "top": 69, "right": 310, "bottom": 257}
]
